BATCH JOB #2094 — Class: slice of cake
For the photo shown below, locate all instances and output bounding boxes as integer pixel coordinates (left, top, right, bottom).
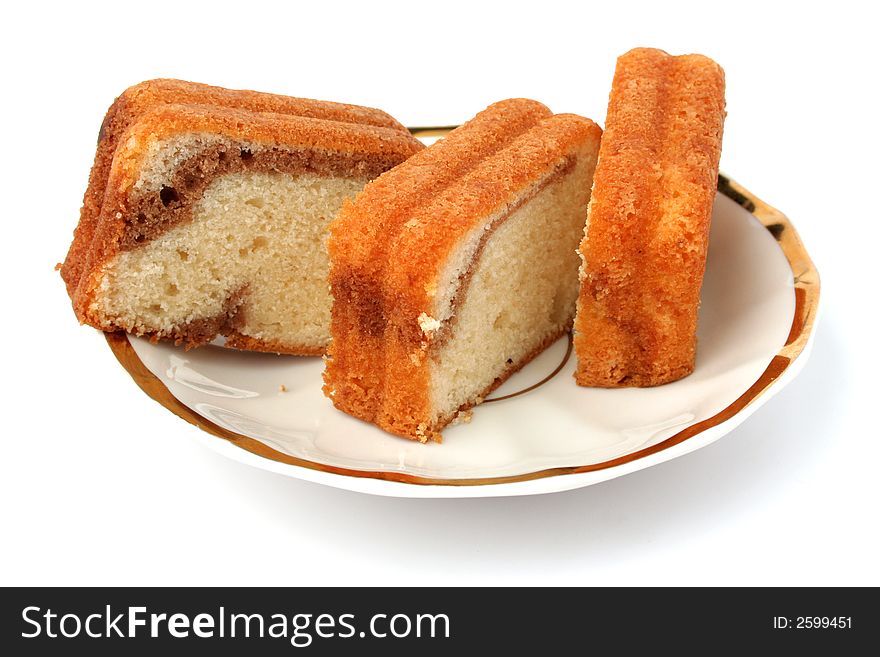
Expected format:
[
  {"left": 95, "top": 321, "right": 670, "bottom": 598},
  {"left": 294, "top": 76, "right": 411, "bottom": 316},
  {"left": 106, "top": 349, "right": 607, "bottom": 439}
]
[
  {"left": 574, "top": 48, "right": 726, "bottom": 387},
  {"left": 61, "top": 79, "right": 423, "bottom": 353},
  {"left": 324, "top": 100, "right": 602, "bottom": 441}
]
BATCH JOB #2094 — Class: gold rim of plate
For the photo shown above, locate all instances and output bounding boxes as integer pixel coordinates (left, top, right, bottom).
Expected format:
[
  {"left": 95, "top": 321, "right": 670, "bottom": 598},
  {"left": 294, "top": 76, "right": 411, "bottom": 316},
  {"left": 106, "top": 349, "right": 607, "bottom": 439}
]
[{"left": 104, "top": 131, "right": 821, "bottom": 488}]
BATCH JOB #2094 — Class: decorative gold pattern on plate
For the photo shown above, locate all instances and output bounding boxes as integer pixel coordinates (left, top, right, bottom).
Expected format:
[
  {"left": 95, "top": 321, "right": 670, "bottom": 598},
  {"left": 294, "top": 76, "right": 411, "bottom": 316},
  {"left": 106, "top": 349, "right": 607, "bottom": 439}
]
[
  {"left": 408, "top": 126, "right": 461, "bottom": 139},
  {"left": 105, "top": 158, "right": 820, "bottom": 487},
  {"left": 484, "top": 333, "right": 573, "bottom": 403}
]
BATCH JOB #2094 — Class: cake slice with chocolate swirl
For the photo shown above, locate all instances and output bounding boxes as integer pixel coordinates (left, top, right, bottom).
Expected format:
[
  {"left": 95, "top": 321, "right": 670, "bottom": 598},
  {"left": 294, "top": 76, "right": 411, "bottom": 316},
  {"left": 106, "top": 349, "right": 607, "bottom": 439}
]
[
  {"left": 324, "top": 100, "right": 602, "bottom": 441},
  {"left": 61, "top": 79, "right": 422, "bottom": 353}
]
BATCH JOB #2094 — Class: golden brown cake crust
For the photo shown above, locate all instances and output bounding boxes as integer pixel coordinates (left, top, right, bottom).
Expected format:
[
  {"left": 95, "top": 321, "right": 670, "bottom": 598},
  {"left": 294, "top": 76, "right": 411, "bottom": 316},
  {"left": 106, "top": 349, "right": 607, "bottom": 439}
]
[
  {"left": 574, "top": 48, "right": 726, "bottom": 387},
  {"left": 60, "top": 79, "right": 422, "bottom": 354},
  {"left": 324, "top": 102, "right": 602, "bottom": 441}
]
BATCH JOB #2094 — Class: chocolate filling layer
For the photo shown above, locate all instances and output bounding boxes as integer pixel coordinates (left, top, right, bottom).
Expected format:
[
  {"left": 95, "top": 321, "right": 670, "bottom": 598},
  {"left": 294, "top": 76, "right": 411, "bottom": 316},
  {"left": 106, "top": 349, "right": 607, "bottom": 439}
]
[
  {"left": 122, "top": 143, "right": 402, "bottom": 250},
  {"left": 157, "top": 285, "right": 248, "bottom": 349}
]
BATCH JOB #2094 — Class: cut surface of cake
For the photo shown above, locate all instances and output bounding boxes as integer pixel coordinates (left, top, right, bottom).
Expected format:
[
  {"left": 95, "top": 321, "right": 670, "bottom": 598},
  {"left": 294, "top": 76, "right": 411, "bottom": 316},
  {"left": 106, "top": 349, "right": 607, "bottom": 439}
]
[
  {"left": 574, "top": 48, "right": 726, "bottom": 387},
  {"left": 61, "top": 79, "right": 423, "bottom": 353},
  {"left": 324, "top": 100, "right": 602, "bottom": 441}
]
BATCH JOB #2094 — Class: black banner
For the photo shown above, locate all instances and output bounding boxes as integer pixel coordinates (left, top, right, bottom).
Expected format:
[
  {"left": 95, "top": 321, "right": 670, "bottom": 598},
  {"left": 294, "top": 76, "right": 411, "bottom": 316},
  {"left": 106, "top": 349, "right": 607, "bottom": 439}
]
[{"left": 1, "top": 587, "right": 872, "bottom": 653}]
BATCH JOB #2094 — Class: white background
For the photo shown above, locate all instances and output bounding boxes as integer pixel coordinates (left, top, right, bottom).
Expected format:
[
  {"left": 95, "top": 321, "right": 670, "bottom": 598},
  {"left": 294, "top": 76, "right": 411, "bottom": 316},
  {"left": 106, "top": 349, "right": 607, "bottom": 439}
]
[{"left": 2, "top": 0, "right": 877, "bottom": 586}]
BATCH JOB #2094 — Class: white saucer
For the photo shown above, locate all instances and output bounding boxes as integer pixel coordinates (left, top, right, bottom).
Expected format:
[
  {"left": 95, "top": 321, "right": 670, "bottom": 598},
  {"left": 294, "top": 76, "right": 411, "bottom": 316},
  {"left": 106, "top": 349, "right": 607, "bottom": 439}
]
[{"left": 108, "top": 175, "right": 820, "bottom": 497}]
